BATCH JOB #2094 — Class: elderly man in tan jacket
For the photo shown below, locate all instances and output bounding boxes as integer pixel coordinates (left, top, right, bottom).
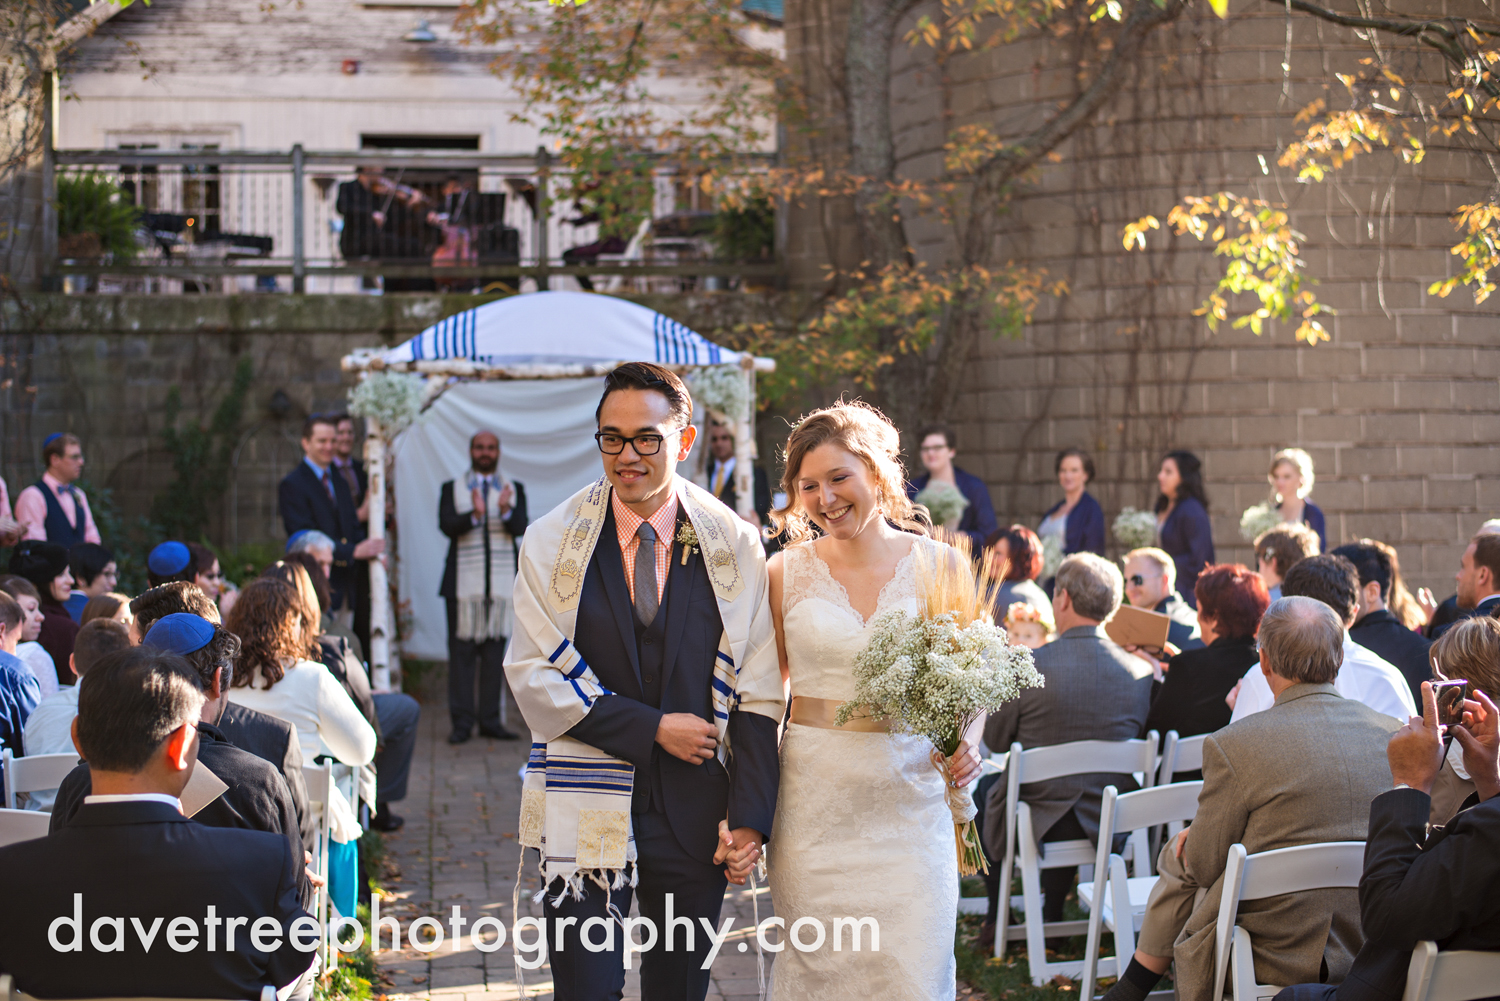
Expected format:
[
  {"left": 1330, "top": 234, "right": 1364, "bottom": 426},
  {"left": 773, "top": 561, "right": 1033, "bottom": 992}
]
[{"left": 1102, "top": 596, "right": 1400, "bottom": 1001}]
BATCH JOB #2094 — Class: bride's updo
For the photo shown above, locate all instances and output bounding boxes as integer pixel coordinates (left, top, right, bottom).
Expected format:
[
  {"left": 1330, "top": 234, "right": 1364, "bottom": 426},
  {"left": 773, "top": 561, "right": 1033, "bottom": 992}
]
[{"left": 772, "top": 401, "right": 925, "bottom": 545}]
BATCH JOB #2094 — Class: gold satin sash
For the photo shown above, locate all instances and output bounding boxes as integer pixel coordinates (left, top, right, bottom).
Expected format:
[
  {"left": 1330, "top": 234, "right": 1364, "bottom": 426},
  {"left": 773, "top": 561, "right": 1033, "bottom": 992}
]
[{"left": 789, "top": 696, "right": 891, "bottom": 733}]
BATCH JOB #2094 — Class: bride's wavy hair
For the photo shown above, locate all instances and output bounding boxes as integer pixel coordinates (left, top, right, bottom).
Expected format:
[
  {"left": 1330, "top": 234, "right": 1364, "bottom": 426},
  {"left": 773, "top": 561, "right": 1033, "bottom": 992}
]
[{"left": 771, "top": 400, "right": 928, "bottom": 546}]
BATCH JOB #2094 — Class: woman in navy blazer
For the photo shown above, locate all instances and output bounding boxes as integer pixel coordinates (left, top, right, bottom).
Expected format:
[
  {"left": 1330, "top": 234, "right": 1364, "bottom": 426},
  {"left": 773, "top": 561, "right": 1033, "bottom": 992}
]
[
  {"left": 1269, "top": 447, "right": 1326, "bottom": 551},
  {"left": 1038, "top": 448, "right": 1106, "bottom": 558},
  {"left": 1155, "top": 450, "right": 1215, "bottom": 608},
  {"left": 906, "top": 423, "right": 999, "bottom": 554}
]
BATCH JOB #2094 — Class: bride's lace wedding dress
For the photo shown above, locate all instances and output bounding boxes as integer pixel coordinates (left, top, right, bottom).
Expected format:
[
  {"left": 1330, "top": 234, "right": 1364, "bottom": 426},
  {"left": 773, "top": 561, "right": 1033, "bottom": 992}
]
[{"left": 767, "top": 536, "right": 958, "bottom": 1000}]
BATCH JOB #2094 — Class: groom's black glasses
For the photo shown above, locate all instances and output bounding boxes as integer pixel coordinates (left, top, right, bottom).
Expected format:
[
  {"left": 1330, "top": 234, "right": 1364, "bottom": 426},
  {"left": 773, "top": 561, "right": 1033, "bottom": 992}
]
[{"left": 595, "top": 428, "right": 686, "bottom": 456}]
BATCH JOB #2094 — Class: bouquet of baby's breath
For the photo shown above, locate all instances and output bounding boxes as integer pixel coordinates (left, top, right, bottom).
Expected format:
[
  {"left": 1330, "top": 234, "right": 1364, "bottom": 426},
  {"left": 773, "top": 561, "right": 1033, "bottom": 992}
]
[
  {"left": 913, "top": 479, "right": 969, "bottom": 529},
  {"left": 837, "top": 540, "right": 1043, "bottom": 875},
  {"left": 1239, "top": 501, "right": 1282, "bottom": 542},
  {"left": 1039, "top": 533, "right": 1065, "bottom": 580},
  {"left": 1113, "top": 506, "right": 1158, "bottom": 550}
]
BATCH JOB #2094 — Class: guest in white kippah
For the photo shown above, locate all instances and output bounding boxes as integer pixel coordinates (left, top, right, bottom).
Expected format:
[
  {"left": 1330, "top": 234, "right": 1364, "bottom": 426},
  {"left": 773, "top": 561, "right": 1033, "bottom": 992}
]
[{"left": 439, "top": 430, "right": 529, "bottom": 744}]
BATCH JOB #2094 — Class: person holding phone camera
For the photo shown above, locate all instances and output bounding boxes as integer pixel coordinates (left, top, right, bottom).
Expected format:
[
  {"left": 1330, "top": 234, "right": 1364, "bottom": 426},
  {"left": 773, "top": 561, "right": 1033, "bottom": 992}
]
[
  {"left": 1273, "top": 680, "right": 1500, "bottom": 1001},
  {"left": 1424, "top": 616, "right": 1500, "bottom": 825}
]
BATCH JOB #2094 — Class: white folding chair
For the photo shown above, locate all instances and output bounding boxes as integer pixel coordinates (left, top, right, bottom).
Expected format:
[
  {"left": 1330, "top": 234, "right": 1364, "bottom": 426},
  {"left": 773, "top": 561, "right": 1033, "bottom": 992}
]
[
  {"left": 1211, "top": 841, "right": 1366, "bottom": 1001},
  {"left": 0, "top": 972, "right": 275, "bottom": 1001},
  {"left": 1402, "top": 941, "right": 1500, "bottom": 1001},
  {"left": 2, "top": 749, "right": 80, "bottom": 810},
  {"left": 301, "top": 761, "right": 334, "bottom": 968},
  {"left": 993, "top": 733, "right": 1159, "bottom": 986},
  {"left": 1156, "top": 730, "right": 1209, "bottom": 787},
  {"left": 1078, "top": 781, "right": 1204, "bottom": 999},
  {"left": 1160, "top": 731, "right": 1208, "bottom": 786},
  {"left": 0, "top": 807, "right": 49, "bottom": 847}
]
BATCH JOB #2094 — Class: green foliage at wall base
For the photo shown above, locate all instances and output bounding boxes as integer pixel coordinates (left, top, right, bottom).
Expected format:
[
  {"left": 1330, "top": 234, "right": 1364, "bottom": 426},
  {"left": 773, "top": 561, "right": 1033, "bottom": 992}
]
[{"left": 151, "top": 355, "right": 255, "bottom": 541}]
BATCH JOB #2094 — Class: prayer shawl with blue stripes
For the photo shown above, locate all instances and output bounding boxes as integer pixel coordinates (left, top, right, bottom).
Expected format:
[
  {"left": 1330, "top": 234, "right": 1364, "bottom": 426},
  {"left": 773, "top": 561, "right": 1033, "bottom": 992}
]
[{"left": 504, "top": 475, "right": 783, "bottom": 899}]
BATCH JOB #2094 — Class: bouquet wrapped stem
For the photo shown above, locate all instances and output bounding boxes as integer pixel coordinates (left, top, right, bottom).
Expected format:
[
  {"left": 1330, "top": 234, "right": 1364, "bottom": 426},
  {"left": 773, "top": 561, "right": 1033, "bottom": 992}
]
[
  {"left": 838, "top": 539, "right": 1044, "bottom": 878},
  {"left": 930, "top": 728, "right": 989, "bottom": 876}
]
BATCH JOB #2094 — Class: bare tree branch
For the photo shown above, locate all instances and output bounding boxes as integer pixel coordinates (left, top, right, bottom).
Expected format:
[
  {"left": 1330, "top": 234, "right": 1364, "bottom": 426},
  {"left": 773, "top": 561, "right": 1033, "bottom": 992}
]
[
  {"left": 962, "top": 0, "right": 1189, "bottom": 264},
  {"left": 1266, "top": 0, "right": 1500, "bottom": 98}
]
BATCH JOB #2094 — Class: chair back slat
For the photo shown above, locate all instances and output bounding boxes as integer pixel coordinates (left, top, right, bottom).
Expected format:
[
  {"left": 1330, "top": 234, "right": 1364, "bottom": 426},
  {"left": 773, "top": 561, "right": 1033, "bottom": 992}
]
[
  {"left": 1112, "top": 781, "right": 1204, "bottom": 833},
  {"left": 1238, "top": 841, "right": 1365, "bottom": 900},
  {"left": 1406, "top": 943, "right": 1500, "bottom": 1001},
  {"left": 1014, "top": 733, "right": 1159, "bottom": 786},
  {"left": 302, "top": 762, "right": 332, "bottom": 804},
  {"left": 3, "top": 750, "right": 83, "bottom": 809},
  {"left": 1171, "top": 733, "right": 1207, "bottom": 774},
  {"left": 0, "top": 807, "right": 51, "bottom": 848},
  {"left": 1212, "top": 841, "right": 1367, "bottom": 1001}
]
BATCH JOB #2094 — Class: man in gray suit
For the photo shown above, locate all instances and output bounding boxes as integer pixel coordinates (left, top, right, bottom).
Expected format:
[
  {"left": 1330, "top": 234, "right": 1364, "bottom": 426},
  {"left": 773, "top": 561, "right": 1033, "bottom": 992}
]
[
  {"left": 983, "top": 553, "right": 1153, "bottom": 937},
  {"left": 1102, "top": 596, "right": 1399, "bottom": 1001}
]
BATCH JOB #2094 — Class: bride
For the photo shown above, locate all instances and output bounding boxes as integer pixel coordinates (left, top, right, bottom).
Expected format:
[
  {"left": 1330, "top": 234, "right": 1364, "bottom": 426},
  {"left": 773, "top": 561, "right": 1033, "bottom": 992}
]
[{"left": 766, "top": 401, "right": 983, "bottom": 999}]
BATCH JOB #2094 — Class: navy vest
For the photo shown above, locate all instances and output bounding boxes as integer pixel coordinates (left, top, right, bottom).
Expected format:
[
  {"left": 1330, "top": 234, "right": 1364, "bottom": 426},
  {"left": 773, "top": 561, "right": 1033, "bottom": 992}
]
[{"left": 35, "top": 480, "right": 86, "bottom": 547}]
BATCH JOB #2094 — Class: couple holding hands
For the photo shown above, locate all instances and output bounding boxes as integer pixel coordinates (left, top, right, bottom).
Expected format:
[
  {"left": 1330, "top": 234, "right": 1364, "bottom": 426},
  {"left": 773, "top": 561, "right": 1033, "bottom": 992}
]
[{"left": 504, "top": 362, "right": 982, "bottom": 1001}]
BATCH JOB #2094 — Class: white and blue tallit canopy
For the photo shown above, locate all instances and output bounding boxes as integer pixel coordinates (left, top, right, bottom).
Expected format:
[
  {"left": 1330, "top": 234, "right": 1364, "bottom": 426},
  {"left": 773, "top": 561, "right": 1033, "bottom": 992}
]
[
  {"left": 349, "top": 291, "right": 763, "bottom": 660},
  {"left": 376, "top": 290, "right": 748, "bottom": 370}
]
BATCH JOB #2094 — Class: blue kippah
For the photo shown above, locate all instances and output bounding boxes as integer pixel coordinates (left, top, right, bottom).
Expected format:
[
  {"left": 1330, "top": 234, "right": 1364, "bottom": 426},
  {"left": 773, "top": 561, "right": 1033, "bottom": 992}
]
[
  {"left": 147, "top": 541, "right": 192, "bottom": 576},
  {"left": 143, "top": 613, "right": 216, "bottom": 656},
  {"left": 286, "top": 530, "right": 313, "bottom": 552},
  {"left": 42, "top": 433, "right": 62, "bottom": 446}
]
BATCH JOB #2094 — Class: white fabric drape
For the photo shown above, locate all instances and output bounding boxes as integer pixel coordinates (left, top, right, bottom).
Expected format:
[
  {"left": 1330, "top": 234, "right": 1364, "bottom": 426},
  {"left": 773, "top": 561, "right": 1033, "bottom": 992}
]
[{"left": 391, "top": 378, "right": 607, "bottom": 660}]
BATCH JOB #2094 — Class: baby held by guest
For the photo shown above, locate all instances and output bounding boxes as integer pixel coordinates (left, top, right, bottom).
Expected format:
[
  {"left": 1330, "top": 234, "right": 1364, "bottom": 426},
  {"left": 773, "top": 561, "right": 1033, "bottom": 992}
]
[{"left": 1004, "top": 602, "right": 1053, "bottom": 650}]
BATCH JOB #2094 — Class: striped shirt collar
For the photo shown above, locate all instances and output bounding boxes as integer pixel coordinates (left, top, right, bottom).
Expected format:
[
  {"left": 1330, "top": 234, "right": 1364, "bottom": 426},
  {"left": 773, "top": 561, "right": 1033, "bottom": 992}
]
[
  {"left": 612, "top": 487, "right": 679, "bottom": 606},
  {"left": 612, "top": 490, "right": 679, "bottom": 552}
]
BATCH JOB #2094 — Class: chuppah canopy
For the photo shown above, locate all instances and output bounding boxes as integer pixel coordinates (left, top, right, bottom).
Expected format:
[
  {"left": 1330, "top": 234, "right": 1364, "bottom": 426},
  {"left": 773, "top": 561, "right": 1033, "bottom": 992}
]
[{"left": 342, "top": 291, "right": 772, "bottom": 665}]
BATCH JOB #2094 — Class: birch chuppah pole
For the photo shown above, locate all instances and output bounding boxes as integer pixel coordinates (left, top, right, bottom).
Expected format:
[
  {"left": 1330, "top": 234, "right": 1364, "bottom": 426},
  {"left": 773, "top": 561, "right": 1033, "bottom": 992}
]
[
  {"left": 363, "top": 416, "right": 394, "bottom": 692},
  {"left": 733, "top": 354, "right": 757, "bottom": 525}
]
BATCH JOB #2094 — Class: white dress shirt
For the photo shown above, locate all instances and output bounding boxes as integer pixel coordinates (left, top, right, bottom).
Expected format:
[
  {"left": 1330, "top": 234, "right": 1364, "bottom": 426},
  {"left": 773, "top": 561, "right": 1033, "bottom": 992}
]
[
  {"left": 82, "top": 792, "right": 182, "bottom": 810},
  {"left": 18, "top": 684, "right": 80, "bottom": 811},
  {"left": 23, "top": 685, "right": 79, "bottom": 758},
  {"left": 1230, "top": 633, "right": 1418, "bottom": 724}
]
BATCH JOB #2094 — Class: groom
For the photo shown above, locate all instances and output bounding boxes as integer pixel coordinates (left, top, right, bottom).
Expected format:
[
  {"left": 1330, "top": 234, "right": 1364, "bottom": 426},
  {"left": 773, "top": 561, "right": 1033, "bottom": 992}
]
[{"left": 505, "top": 362, "right": 783, "bottom": 1001}]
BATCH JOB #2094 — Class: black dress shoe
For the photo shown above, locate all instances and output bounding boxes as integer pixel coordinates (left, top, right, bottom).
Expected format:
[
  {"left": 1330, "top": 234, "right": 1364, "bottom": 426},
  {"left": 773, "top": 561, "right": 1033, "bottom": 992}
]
[
  {"left": 448, "top": 729, "right": 472, "bottom": 745},
  {"left": 479, "top": 725, "right": 520, "bottom": 741},
  {"left": 371, "top": 804, "right": 405, "bottom": 832}
]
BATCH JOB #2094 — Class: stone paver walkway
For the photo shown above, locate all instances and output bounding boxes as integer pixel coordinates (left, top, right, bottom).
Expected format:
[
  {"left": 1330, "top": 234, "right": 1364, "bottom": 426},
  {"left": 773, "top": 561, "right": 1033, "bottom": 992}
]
[{"left": 371, "top": 702, "right": 770, "bottom": 1001}]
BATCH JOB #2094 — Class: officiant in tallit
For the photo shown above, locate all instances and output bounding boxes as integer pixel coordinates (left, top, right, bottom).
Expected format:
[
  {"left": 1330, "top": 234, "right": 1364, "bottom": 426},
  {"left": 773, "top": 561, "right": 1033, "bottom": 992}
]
[{"left": 439, "top": 430, "right": 529, "bottom": 744}]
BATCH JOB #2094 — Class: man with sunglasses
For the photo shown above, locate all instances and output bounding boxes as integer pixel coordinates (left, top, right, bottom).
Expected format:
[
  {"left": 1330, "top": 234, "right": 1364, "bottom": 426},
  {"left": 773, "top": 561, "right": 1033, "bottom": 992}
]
[
  {"left": 504, "top": 362, "right": 783, "bottom": 1001},
  {"left": 1122, "top": 547, "right": 1204, "bottom": 656}
]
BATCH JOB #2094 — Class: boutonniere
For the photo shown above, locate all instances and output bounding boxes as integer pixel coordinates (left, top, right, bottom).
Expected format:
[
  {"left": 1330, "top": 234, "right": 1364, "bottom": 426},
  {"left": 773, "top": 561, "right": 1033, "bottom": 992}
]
[{"left": 676, "top": 522, "right": 700, "bottom": 566}]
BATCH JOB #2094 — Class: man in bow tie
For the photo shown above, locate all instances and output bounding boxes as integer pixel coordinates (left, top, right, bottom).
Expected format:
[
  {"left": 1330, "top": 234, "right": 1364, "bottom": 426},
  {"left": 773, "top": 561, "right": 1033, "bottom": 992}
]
[
  {"left": 15, "top": 433, "right": 101, "bottom": 547},
  {"left": 439, "top": 430, "right": 529, "bottom": 744}
]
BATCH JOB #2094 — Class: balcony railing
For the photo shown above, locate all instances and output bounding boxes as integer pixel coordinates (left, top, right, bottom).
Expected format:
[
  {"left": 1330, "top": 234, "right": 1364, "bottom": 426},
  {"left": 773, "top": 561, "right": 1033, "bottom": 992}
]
[{"left": 49, "top": 146, "right": 780, "bottom": 295}]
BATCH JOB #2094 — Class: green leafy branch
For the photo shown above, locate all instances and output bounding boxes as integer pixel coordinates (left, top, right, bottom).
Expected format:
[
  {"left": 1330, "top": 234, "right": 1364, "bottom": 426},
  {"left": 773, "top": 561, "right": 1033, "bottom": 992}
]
[{"left": 1125, "top": 194, "right": 1331, "bottom": 343}]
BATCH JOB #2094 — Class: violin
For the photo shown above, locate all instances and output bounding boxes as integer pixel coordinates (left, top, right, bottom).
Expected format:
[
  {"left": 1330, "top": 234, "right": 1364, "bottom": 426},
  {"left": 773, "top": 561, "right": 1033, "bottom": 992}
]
[{"left": 369, "top": 175, "right": 429, "bottom": 211}]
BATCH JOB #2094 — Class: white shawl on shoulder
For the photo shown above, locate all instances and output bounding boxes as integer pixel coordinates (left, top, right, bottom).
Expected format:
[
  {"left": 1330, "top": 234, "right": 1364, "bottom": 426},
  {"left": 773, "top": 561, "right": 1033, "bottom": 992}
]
[{"left": 503, "top": 474, "right": 783, "bottom": 901}]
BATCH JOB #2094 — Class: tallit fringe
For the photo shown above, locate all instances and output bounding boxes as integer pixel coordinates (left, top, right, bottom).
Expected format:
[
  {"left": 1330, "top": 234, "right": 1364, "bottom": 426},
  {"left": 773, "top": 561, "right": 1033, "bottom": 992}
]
[
  {"left": 455, "top": 597, "right": 510, "bottom": 642},
  {"left": 542, "top": 866, "right": 634, "bottom": 906}
]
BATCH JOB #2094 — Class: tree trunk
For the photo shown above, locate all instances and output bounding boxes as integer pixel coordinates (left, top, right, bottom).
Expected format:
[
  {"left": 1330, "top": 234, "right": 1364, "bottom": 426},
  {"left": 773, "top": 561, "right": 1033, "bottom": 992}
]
[{"left": 845, "top": 0, "right": 916, "bottom": 269}]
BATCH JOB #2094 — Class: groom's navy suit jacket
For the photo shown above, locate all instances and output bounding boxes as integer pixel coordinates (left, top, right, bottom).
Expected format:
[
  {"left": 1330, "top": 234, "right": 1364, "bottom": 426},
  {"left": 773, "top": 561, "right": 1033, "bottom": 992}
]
[{"left": 566, "top": 502, "right": 779, "bottom": 866}]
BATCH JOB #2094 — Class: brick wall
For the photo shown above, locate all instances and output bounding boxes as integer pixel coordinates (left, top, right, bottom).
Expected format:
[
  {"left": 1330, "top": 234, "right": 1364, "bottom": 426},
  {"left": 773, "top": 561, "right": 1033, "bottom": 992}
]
[
  {"left": 785, "top": 0, "right": 1500, "bottom": 596},
  {"left": 0, "top": 291, "right": 800, "bottom": 553}
]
